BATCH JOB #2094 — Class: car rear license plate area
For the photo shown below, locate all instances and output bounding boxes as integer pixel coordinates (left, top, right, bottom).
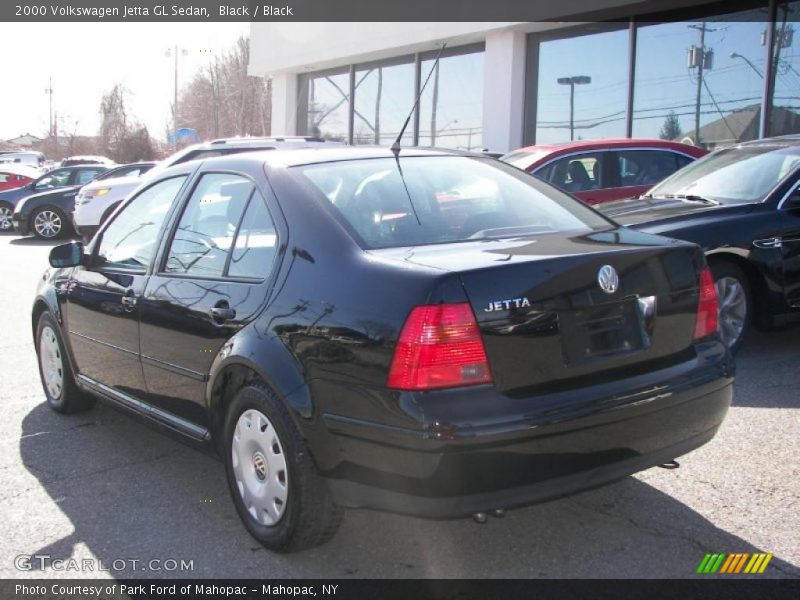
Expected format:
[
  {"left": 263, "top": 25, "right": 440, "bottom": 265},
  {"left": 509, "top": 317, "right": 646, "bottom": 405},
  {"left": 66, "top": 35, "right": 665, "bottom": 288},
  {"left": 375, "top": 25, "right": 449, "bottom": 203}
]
[{"left": 560, "top": 300, "right": 649, "bottom": 365}]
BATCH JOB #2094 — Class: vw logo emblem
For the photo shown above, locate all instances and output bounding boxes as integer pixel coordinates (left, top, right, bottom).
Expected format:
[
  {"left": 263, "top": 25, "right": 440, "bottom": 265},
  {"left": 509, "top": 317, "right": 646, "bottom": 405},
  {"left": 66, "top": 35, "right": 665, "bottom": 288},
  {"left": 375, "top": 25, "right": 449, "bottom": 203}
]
[{"left": 598, "top": 265, "right": 619, "bottom": 294}]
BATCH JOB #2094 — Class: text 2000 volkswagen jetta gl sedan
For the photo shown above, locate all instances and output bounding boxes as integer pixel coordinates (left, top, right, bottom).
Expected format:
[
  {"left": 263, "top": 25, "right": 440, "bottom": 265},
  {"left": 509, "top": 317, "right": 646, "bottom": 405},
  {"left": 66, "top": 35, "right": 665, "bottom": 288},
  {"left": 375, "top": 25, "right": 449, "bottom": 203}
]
[{"left": 33, "top": 148, "right": 733, "bottom": 551}]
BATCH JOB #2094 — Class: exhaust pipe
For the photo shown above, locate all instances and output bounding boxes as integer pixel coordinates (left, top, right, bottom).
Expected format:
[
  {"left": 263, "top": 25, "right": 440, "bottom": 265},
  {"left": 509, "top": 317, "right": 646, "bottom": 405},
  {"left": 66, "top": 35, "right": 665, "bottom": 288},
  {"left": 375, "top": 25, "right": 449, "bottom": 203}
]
[
  {"left": 658, "top": 460, "right": 680, "bottom": 469},
  {"left": 472, "top": 509, "right": 506, "bottom": 523}
]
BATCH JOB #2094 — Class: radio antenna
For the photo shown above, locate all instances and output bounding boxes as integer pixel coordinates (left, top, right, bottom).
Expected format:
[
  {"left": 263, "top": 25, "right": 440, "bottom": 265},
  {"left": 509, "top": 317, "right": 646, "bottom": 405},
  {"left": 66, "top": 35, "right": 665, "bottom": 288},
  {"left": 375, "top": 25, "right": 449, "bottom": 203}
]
[{"left": 391, "top": 42, "right": 447, "bottom": 155}]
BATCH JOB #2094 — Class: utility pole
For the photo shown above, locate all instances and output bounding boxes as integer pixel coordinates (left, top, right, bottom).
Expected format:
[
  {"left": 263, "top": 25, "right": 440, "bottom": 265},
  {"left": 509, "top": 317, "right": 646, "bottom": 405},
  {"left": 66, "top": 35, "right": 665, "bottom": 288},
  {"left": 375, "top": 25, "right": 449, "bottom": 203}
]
[
  {"left": 430, "top": 61, "right": 440, "bottom": 146},
  {"left": 688, "top": 23, "right": 718, "bottom": 146},
  {"left": 166, "top": 46, "right": 188, "bottom": 148}
]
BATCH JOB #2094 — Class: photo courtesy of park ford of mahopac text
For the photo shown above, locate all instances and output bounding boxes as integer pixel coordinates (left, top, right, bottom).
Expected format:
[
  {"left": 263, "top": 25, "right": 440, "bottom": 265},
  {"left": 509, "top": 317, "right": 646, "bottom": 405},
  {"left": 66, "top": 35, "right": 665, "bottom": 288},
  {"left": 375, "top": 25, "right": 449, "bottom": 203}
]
[{"left": 0, "top": 0, "right": 799, "bottom": 598}]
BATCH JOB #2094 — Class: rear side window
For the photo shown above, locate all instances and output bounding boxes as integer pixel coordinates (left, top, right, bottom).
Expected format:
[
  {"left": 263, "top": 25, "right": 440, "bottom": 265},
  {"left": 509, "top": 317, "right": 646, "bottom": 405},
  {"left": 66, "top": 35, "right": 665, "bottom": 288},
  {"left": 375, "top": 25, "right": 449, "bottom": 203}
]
[
  {"left": 617, "top": 150, "right": 688, "bottom": 187},
  {"left": 228, "top": 191, "right": 278, "bottom": 279},
  {"left": 76, "top": 169, "right": 102, "bottom": 185},
  {"left": 297, "top": 156, "right": 611, "bottom": 249},
  {"left": 96, "top": 177, "right": 187, "bottom": 271},
  {"left": 164, "top": 174, "right": 254, "bottom": 277}
]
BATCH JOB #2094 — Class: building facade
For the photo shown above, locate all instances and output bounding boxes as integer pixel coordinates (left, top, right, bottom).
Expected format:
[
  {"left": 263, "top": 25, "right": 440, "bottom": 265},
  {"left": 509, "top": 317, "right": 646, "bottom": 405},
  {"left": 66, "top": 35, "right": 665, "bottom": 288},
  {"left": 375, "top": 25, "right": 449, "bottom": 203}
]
[{"left": 248, "top": 0, "right": 799, "bottom": 153}]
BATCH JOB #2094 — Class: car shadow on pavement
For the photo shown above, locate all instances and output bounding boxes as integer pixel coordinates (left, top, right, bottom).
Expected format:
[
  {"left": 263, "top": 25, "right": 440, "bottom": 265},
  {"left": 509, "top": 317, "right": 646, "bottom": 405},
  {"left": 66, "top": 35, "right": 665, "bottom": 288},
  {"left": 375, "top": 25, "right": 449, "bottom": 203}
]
[
  {"left": 732, "top": 328, "right": 800, "bottom": 409},
  {"left": 14, "top": 400, "right": 800, "bottom": 579}
]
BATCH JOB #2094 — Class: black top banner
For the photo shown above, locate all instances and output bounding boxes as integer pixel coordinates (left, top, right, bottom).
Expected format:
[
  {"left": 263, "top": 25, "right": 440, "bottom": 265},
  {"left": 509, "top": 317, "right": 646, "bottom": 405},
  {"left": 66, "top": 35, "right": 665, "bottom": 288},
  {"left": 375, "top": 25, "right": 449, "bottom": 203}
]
[
  {"left": 3, "top": 579, "right": 800, "bottom": 600},
  {"left": 0, "top": 0, "right": 775, "bottom": 23}
]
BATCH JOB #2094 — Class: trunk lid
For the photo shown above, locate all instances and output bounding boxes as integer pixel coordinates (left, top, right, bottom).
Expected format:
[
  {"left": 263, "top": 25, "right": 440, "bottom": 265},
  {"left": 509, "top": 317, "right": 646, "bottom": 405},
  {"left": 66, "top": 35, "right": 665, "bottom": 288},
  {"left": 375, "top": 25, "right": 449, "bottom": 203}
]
[{"left": 374, "top": 227, "right": 703, "bottom": 395}]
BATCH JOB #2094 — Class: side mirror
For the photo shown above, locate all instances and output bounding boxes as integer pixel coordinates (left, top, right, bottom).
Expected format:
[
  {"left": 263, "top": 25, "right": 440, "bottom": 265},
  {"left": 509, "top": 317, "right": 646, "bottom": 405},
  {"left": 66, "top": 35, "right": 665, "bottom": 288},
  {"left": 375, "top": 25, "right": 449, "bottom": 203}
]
[{"left": 49, "top": 241, "right": 84, "bottom": 268}]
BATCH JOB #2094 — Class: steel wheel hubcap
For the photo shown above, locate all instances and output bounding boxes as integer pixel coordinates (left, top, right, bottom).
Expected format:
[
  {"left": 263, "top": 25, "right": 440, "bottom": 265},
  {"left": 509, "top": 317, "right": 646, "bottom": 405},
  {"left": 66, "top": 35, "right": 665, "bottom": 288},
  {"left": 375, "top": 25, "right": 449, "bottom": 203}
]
[
  {"left": 715, "top": 276, "right": 747, "bottom": 348},
  {"left": 231, "top": 408, "right": 288, "bottom": 526},
  {"left": 0, "top": 207, "right": 11, "bottom": 230},
  {"left": 34, "top": 210, "right": 61, "bottom": 238},
  {"left": 39, "top": 325, "right": 64, "bottom": 399}
]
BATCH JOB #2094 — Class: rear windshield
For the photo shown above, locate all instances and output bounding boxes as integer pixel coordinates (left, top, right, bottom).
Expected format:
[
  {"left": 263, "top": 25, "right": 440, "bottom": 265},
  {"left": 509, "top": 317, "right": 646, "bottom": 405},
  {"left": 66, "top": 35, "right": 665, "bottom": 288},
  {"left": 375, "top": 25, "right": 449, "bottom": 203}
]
[{"left": 295, "top": 156, "right": 611, "bottom": 249}]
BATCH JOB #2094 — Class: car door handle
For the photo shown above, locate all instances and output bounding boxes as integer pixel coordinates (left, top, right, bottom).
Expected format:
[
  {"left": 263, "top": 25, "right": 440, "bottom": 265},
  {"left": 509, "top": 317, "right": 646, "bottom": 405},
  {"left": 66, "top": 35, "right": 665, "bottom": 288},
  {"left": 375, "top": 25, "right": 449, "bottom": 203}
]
[
  {"left": 209, "top": 305, "right": 236, "bottom": 323},
  {"left": 121, "top": 289, "right": 137, "bottom": 311}
]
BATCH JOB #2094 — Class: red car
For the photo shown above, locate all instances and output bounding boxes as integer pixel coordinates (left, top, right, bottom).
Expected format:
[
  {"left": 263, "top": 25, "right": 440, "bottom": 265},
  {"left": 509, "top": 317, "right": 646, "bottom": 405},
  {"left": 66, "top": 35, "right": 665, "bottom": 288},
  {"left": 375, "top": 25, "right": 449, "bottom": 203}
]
[
  {"left": 501, "top": 139, "right": 707, "bottom": 205},
  {"left": 0, "top": 164, "right": 39, "bottom": 192}
]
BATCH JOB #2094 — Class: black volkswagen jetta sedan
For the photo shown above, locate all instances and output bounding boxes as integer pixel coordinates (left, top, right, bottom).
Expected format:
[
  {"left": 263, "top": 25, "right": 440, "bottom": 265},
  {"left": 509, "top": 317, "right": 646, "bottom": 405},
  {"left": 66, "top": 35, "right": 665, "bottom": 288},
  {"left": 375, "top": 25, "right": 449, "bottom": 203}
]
[{"left": 33, "top": 147, "right": 733, "bottom": 552}]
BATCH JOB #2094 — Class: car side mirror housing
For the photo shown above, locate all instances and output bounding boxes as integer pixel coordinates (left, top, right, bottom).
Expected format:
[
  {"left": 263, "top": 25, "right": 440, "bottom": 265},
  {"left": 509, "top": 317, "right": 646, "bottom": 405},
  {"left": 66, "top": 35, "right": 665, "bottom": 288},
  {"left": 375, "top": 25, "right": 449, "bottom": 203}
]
[{"left": 49, "top": 241, "right": 84, "bottom": 268}]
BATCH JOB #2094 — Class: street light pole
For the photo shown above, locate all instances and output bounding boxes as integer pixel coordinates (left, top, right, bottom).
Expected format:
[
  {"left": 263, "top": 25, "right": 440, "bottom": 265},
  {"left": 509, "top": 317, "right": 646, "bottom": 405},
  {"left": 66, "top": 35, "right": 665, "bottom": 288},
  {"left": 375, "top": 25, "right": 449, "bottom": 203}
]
[
  {"left": 166, "top": 46, "right": 188, "bottom": 149},
  {"left": 44, "top": 77, "right": 53, "bottom": 138},
  {"left": 557, "top": 75, "right": 591, "bottom": 141},
  {"left": 730, "top": 52, "right": 764, "bottom": 79}
]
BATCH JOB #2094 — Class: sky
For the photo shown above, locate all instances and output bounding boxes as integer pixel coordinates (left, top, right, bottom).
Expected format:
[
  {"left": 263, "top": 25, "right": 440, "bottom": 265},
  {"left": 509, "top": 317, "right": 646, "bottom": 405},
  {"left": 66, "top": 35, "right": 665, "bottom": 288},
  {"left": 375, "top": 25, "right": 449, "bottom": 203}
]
[{"left": 0, "top": 22, "right": 250, "bottom": 142}]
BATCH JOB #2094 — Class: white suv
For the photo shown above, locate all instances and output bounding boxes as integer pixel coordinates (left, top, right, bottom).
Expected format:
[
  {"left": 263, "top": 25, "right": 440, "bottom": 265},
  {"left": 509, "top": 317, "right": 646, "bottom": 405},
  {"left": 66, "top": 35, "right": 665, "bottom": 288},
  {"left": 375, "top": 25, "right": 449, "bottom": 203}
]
[{"left": 71, "top": 137, "right": 344, "bottom": 241}]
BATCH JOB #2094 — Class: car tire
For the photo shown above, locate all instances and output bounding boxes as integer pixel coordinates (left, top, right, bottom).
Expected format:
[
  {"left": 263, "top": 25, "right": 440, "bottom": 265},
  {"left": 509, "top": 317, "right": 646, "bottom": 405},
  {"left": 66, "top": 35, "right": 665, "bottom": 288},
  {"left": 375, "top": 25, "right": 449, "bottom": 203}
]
[
  {"left": 710, "top": 260, "right": 751, "bottom": 353},
  {"left": 0, "top": 202, "right": 13, "bottom": 232},
  {"left": 35, "top": 311, "right": 95, "bottom": 414},
  {"left": 223, "top": 381, "right": 343, "bottom": 552},
  {"left": 32, "top": 206, "right": 68, "bottom": 240}
]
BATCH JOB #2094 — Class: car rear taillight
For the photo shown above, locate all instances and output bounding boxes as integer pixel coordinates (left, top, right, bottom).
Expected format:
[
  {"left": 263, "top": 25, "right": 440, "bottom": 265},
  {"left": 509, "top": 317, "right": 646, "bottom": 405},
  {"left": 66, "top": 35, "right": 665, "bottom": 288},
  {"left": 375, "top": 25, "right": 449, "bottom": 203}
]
[
  {"left": 693, "top": 267, "right": 719, "bottom": 340},
  {"left": 387, "top": 303, "right": 492, "bottom": 391}
]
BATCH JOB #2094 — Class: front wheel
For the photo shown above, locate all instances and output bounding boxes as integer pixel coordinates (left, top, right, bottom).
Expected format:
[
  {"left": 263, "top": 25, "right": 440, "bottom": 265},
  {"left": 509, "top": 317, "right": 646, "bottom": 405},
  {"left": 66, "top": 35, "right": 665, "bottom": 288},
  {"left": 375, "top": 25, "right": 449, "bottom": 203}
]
[
  {"left": 0, "top": 202, "right": 13, "bottom": 232},
  {"left": 32, "top": 206, "right": 67, "bottom": 239},
  {"left": 35, "top": 311, "right": 95, "bottom": 414},
  {"left": 711, "top": 261, "right": 751, "bottom": 353},
  {"left": 223, "top": 382, "right": 342, "bottom": 552}
]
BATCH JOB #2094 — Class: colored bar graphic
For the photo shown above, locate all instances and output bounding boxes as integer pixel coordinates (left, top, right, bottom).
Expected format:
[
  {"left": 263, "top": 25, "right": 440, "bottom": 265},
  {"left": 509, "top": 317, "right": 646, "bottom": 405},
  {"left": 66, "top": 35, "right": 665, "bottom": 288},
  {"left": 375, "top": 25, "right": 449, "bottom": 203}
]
[{"left": 698, "top": 552, "right": 773, "bottom": 574}]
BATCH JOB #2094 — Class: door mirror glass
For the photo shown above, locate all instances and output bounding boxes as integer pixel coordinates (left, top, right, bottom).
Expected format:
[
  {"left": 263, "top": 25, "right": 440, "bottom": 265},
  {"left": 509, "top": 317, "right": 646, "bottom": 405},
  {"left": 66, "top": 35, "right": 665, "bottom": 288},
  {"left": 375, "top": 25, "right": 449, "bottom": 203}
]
[{"left": 49, "top": 241, "right": 84, "bottom": 268}]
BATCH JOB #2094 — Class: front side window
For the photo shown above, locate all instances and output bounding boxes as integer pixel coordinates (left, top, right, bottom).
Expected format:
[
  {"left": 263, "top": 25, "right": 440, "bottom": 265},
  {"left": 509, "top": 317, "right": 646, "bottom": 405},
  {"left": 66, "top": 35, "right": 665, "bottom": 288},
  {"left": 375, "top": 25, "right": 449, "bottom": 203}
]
[
  {"left": 35, "top": 169, "right": 71, "bottom": 190},
  {"left": 164, "top": 174, "right": 254, "bottom": 277},
  {"left": 95, "top": 177, "right": 187, "bottom": 271},
  {"left": 536, "top": 153, "right": 602, "bottom": 193},
  {"left": 298, "top": 156, "right": 610, "bottom": 249}
]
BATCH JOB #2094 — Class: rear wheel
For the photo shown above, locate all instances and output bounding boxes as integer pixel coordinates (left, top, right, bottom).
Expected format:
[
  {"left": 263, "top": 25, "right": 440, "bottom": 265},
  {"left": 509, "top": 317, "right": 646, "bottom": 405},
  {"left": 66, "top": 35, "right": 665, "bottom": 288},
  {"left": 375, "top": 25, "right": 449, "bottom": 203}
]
[
  {"left": 710, "top": 261, "right": 750, "bottom": 353},
  {"left": 0, "top": 202, "right": 12, "bottom": 232},
  {"left": 35, "top": 311, "right": 95, "bottom": 414},
  {"left": 32, "top": 206, "right": 67, "bottom": 239},
  {"left": 223, "top": 381, "right": 342, "bottom": 552}
]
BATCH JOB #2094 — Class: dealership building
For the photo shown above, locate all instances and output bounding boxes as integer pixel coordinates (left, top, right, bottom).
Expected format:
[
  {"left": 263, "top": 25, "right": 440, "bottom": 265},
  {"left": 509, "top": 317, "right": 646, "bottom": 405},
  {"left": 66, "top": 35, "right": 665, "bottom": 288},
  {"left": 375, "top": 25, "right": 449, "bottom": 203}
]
[{"left": 248, "top": 0, "right": 799, "bottom": 153}]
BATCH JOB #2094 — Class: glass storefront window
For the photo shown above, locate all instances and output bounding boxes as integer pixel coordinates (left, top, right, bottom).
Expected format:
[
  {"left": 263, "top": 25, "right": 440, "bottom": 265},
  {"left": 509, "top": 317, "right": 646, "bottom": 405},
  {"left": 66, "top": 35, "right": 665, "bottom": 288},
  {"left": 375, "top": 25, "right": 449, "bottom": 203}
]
[
  {"left": 418, "top": 50, "right": 484, "bottom": 150},
  {"left": 303, "top": 69, "right": 350, "bottom": 141},
  {"left": 770, "top": 1, "right": 800, "bottom": 136},
  {"left": 535, "top": 26, "right": 629, "bottom": 144},
  {"left": 633, "top": 8, "right": 771, "bottom": 149},
  {"left": 353, "top": 58, "right": 415, "bottom": 146}
]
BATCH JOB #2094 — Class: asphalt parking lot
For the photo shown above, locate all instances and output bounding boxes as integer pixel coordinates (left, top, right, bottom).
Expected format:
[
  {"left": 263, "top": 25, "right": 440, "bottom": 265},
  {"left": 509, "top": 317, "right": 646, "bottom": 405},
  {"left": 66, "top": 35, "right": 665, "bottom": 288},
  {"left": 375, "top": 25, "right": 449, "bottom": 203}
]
[{"left": 0, "top": 232, "right": 798, "bottom": 580}]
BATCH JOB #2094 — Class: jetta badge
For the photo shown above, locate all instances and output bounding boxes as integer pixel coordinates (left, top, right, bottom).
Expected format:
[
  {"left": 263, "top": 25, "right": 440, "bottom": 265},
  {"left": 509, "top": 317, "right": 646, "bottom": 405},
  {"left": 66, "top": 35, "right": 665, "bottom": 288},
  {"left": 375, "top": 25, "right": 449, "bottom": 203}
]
[
  {"left": 598, "top": 265, "right": 620, "bottom": 294},
  {"left": 483, "top": 297, "right": 531, "bottom": 312}
]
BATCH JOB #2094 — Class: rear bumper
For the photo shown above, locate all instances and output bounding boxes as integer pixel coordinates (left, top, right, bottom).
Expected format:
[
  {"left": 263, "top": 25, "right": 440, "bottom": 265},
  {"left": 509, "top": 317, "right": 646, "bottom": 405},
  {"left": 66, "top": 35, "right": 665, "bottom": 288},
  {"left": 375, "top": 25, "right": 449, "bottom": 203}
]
[{"left": 319, "top": 340, "right": 734, "bottom": 518}]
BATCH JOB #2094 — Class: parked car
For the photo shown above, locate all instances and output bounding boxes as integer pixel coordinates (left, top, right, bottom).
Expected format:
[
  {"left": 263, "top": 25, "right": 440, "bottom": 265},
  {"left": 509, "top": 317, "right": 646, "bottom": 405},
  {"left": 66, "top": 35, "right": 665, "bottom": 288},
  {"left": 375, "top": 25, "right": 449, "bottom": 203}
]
[
  {"left": 599, "top": 135, "right": 800, "bottom": 352},
  {"left": 60, "top": 155, "right": 115, "bottom": 167},
  {"left": 0, "top": 150, "right": 46, "bottom": 170},
  {"left": 0, "top": 164, "right": 40, "bottom": 192},
  {"left": 11, "top": 165, "right": 108, "bottom": 239},
  {"left": 0, "top": 165, "right": 109, "bottom": 233},
  {"left": 33, "top": 147, "right": 733, "bottom": 552},
  {"left": 501, "top": 139, "right": 706, "bottom": 205},
  {"left": 71, "top": 137, "right": 345, "bottom": 241}
]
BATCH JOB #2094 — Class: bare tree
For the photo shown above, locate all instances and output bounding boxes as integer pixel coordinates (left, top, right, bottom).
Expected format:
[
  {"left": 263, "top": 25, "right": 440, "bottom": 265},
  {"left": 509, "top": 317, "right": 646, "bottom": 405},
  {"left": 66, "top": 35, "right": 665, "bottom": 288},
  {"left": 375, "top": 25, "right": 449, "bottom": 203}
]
[
  {"left": 98, "top": 84, "right": 157, "bottom": 161},
  {"left": 177, "top": 36, "right": 271, "bottom": 140}
]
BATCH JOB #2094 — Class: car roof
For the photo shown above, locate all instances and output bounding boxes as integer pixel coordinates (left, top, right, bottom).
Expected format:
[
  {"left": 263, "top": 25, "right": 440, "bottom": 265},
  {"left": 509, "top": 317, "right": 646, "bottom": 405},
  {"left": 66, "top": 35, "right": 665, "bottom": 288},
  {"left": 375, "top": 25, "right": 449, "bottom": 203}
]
[
  {"left": 256, "top": 146, "right": 484, "bottom": 168},
  {"left": 0, "top": 164, "right": 40, "bottom": 177},
  {"left": 731, "top": 134, "right": 800, "bottom": 150},
  {"left": 511, "top": 138, "right": 701, "bottom": 154}
]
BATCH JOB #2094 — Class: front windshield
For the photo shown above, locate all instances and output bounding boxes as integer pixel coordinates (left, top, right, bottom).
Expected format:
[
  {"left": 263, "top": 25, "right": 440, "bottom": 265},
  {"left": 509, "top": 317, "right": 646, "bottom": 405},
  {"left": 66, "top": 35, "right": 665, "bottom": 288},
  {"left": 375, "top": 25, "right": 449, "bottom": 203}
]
[
  {"left": 648, "top": 145, "right": 800, "bottom": 205},
  {"left": 296, "top": 156, "right": 611, "bottom": 249}
]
